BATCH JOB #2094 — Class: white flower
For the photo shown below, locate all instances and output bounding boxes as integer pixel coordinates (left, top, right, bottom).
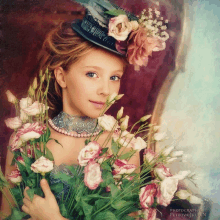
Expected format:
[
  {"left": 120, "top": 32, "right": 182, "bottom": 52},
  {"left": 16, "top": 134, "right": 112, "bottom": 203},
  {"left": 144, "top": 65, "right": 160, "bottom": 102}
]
[
  {"left": 160, "top": 177, "right": 178, "bottom": 206},
  {"left": 20, "top": 110, "right": 29, "bottom": 122},
  {"left": 22, "top": 101, "right": 49, "bottom": 116},
  {"left": 142, "top": 208, "right": 157, "bottom": 220},
  {"left": 108, "top": 15, "right": 133, "bottom": 41},
  {"left": 5, "top": 117, "right": 22, "bottom": 129},
  {"left": 130, "top": 20, "right": 139, "bottom": 31},
  {"left": 161, "top": 31, "right": 169, "bottom": 41},
  {"left": 157, "top": 21, "right": 162, "bottom": 26},
  {"left": 154, "top": 164, "right": 172, "bottom": 180},
  {"left": 154, "top": 132, "right": 166, "bottom": 141},
  {"left": 132, "top": 137, "right": 147, "bottom": 151},
  {"left": 6, "top": 90, "right": 17, "bottom": 104},
  {"left": 162, "top": 145, "right": 174, "bottom": 156},
  {"left": 78, "top": 141, "right": 101, "bottom": 166},
  {"left": 84, "top": 161, "right": 103, "bottom": 190},
  {"left": 165, "top": 19, "right": 169, "bottom": 23},
  {"left": 98, "top": 114, "right": 117, "bottom": 131},
  {"left": 161, "top": 25, "right": 167, "bottom": 30},
  {"left": 166, "top": 157, "right": 177, "bottom": 164},
  {"left": 120, "top": 115, "right": 129, "bottom": 131},
  {"left": 170, "top": 151, "right": 184, "bottom": 157},
  {"left": 117, "top": 107, "right": 124, "bottom": 120},
  {"left": 107, "top": 92, "right": 117, "bottom": 103},
  {"left": 188, "top": 195, "right": 202, "bottom": 204},
  {"left": 175, "top": 190, "right": 191, "bottom": 200},
  {"left": 20, "top": 97, "right": 32, "bottom": 109},
  {"left": 31, "top": 156, "right": 54, "bottom": 174},
  {"left": 173, "top": 170, "right": 191, "bottom": 180}
]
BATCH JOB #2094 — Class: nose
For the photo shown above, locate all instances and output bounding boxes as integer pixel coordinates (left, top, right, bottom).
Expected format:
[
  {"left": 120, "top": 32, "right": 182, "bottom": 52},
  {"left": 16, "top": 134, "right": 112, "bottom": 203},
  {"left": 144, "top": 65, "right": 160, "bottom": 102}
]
[{"left": 97, "top": 78, "right": 110, "bottom": 96}]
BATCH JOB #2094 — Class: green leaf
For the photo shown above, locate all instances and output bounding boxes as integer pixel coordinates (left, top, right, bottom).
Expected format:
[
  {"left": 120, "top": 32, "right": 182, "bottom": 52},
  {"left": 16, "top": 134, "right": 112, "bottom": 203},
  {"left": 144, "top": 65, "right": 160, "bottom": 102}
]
[
  {"left": 59, "top": 204, "right": 68, "bottom": 218},
  {"left": 81, "top": 200, "right": 93, "bottom": 219},
  {"left": 50, "top": 182, "right": 64, "bottom": 194},
  {"left": 111, "top": 200, "right": 133, "bottom": 210},
  {"left": 101, "top": 170, "right": 114, "bottom": 186},
  {"left": 118, "top": 151, "right": 135, "bottom": 160},
  {"left": 111, "top": 139, "right": 119, "bottom": 156},
  {"left": 34, "top": 148, "right": 43, "bottom": 159},
  {"left": 45, "top": 146, "right": 54, "bottom": 161},
  {"left": 109, "top": 183, "right": 120, "bottom": 198},
  {"left": 44, "top": 127, "right": 51, "bottom": 142},
  {"left": 10, "top": 207, "right": 27, "bottom": 220},
  {"left": 10, "top": 187, "right": 23, "bottom": 205},
  {"left": 94, "top": 211, "right": 117, "bottom": 220},
  {"left": 26, "top": 188, "right": 35, "bottom": 201},
  {"left": 54, "top": 139, "right": 63, "bottom": 147},
  {"left": 34, "top": 187, "right": 44, "bottom": 197},
  {"left": 121, "top": 216, "right": 135, "bottom": 220},
  {"left": 99, "top": 147, "right": 108, "bottom": 156},
  {"left": 101, "top": 161, "right": 112, "bottom": 172},
  {"left": 85, "top": 139, "right": 90, "bottom": 145},
  {"left": 104, "top": 9, "right": 126, "bottom": 16},
  {"left": 95, "top": 198, "right": 110, "bottom": 210}
]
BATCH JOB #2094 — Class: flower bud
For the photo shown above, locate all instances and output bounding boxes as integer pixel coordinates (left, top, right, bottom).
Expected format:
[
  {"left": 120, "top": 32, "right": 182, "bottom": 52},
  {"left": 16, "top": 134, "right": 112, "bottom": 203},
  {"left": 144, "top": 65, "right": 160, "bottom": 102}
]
[
  {"left": 175, "top": 190, "right": 191, "bottom": 200},
  {"left": 170, "top": 151, "right": 184, "bottom": 157},
  {"left": 107, "top": 92, "right": 117, "bottom": 103},
  {"left": 120, "top": 115, "right": 129, "bottom": 131},
  {"left": 32, "top": 77, "right": 38, "bottom": 90},
  {"left": 188, "top": 195, "right": 202, "bottom": 204},
  {"left": 166, "top": 157, "right": 177, "bottom": 164},
  {"left": 40, "top": 74, "right": 46, "bottom": 83},
  {"left": 162, "top": 145, "right": 174, "bottom": 156},
  {"left": 154, "top": 132, "right": 166, "bottom": 141},
  {"left": 117, "top": 107, "right": 124, "bottom": 120},
  {"left": 5, "top": 90, "right": 17, "bottom": 104},
  {"left": 115, "top": 94, "right": 124, "bottom": 100},
  {"left": 140, "top": 114, "right": 151, "bottom": 122},
  {"left": 131, "top": 20, "right": 139, "bottom": 31}
]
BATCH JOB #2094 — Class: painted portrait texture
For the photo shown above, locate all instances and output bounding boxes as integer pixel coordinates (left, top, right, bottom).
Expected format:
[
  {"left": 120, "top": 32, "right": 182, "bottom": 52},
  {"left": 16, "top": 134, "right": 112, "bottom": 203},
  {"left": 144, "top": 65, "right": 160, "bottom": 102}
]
[{"left": 0, "top": 0, "right": 217, "bottom": 219}]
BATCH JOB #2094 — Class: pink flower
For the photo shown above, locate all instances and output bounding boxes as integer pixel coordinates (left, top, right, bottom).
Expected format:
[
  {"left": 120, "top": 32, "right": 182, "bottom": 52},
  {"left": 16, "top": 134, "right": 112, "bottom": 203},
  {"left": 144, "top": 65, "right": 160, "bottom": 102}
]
[
  {"left": 142, "top": 208, "right": 157, "bottom": 220},
  {"left": 143, "top": 149, "right": 157, "bottom": 164},
  {"left": 31, "top": 156, "right": 54, "bottom": 174},
  {"left": 9, "top": 132, "right": 23, "bottom": 151},
  {"left": 112, "top": 159, "right": 136, "bottom": 178},
  {"left": 108, "top": 15, "right": 133, "bottom": 41},
  {"left": 20, "top": 145, "right": 35, "bottom": 158},
  {"left": 154, "top": 164, "right": 172, "bottom": 180},
  {"left": 84, "top": 161, "right": 103, "bottom": 190},
  {"left": 78, "top": 141, "right": 102, "bottom": 166},
  {"left": 127, "top": 27, "right": 164, "bottom": 70},
  {"left": 5, "top": 117, "right": 22, "bottom": 130},
  {"left": 139, "top": 183, "right": 159, "bottom": 209},
  {"left": 18, "top": 122, "right": 45, "bottom": 142},
  {"left": 22, "top": 101, "right": 49, "bottom": 116},
  {"left": 8, "top": 169, "right": 22, "bottom": 184}
]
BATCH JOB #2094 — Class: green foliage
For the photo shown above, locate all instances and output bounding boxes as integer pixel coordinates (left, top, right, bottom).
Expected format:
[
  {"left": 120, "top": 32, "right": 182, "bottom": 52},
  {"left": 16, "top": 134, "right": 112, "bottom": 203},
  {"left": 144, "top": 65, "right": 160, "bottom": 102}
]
[
  {"left": 9, "top": 208, "right": 27, "bottom": 220},
  {"left": 26, "top": 188, "right": 35, "bottom": 201},
  {"left": 99, "top": 147, "right": 108, "bottom": 156},
  {"left": 111, "top": 139, "right": 119, "bottom": 156},
  {"left": 59, "top": 204, "right": 68, "bottom": 218},
  {"left": 44, "top": 146, "right": 54, "bottom": 161},
  {"left": 50, "top": 182, "right": 64, "bottom": 194},
  {"left": 104, "top": 9, "right": 126, "bottom": 16},
  {"left": 94, "top": 211, "right": 117, "bottom": 220},
  {"left": 118, "top": 151, "right": 135, "bottom": 160},
  {"left": 101, "top": 170, "right": 114, "bottom": 187}
]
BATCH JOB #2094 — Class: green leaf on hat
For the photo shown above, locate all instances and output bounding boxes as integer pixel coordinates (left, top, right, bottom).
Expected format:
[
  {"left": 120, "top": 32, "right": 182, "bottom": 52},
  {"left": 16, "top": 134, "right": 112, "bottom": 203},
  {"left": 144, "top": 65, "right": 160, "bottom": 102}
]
[{"left": 105, "top": 9, "right": 126, "bottom": 16}]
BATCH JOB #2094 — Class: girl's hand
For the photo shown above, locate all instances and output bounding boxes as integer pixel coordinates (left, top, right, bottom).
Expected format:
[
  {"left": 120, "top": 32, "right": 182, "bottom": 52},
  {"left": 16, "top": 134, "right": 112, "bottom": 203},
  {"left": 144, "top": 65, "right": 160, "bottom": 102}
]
[{"left": 22, "top": 179, "right": 67, "bottom": 220}]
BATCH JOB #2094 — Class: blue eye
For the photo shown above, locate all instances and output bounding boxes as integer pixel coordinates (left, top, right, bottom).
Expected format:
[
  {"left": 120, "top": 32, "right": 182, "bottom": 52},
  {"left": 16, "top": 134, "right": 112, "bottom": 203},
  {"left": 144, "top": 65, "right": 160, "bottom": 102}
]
[
  {"left": 110, "top": 76, "right": 121, "bottom": 81},
  {"left": 86, "top": 72, "right": 98, "bottom": 78}
]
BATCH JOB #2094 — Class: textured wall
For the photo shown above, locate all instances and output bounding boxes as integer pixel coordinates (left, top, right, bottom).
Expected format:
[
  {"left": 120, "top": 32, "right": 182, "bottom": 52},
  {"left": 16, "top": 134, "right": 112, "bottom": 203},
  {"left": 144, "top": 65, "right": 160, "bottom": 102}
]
[{"left": 159, "top": 0, "right": 220, "bottom": 219}]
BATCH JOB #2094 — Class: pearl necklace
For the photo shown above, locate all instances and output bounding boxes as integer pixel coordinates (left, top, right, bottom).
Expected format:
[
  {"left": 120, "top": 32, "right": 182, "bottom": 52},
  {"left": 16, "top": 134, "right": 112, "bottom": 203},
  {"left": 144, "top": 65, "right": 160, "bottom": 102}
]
[{"left": 49, "top": 111, "right": 102, "bottom": 138}]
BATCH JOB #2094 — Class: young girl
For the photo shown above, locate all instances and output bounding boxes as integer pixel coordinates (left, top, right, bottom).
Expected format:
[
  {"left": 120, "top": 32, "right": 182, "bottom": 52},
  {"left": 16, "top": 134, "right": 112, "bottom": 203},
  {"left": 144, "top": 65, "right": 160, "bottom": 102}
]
[{"left": 2, "top": 1, "right": 168, "bottom": 219}]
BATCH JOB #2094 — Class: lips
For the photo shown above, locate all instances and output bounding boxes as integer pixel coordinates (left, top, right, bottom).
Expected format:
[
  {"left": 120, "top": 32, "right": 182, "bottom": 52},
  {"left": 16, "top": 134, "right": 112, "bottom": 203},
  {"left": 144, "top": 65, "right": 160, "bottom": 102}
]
[{"left": 90, "top": 101, "right": 105, "bottom": 109}]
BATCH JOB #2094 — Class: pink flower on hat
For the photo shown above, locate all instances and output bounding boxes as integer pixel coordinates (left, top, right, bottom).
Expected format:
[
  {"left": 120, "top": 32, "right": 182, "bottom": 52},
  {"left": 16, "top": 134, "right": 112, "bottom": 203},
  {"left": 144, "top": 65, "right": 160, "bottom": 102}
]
[{"left": 127, "top": 27, "right": 165, "bottom": 70}]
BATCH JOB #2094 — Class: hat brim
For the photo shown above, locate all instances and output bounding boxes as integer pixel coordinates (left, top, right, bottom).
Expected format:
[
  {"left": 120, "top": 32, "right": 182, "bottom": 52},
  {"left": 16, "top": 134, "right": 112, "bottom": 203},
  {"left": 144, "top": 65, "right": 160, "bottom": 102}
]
[{"left": 71, "top": 19, "right": 123, "bottom": 56}]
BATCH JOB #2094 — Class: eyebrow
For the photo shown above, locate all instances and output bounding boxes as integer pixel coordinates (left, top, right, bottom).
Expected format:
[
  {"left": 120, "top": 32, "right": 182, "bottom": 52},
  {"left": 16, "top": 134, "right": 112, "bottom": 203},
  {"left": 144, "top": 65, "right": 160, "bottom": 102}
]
[{"left": 85, "top": 66, "right": 123, "bottom": 73}]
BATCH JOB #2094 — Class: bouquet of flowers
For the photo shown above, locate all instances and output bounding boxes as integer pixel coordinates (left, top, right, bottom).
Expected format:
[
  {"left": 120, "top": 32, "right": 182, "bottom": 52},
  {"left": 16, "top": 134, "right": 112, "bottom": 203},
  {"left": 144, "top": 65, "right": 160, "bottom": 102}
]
[{"left": 1, "top": 71, "right": 201, "bottom": 220}]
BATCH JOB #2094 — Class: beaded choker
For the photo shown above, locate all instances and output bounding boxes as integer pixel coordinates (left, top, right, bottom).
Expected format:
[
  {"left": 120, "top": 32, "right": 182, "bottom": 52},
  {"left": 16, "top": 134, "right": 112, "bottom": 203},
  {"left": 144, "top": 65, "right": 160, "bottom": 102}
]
[{"left": 49, "top": 111, "right": 102, "bottom": 138}]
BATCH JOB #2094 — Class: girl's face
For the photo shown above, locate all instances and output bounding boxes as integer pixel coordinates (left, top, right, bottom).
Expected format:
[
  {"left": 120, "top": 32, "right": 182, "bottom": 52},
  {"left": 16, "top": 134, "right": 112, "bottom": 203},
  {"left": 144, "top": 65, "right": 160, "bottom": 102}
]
[{"left": 55, "top": 48, "right": 124, "bottom": 118}]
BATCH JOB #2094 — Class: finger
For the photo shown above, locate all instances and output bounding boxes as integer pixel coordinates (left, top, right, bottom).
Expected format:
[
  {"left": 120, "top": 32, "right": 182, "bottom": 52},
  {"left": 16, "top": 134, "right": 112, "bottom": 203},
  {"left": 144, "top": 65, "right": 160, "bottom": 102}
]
[
  {"left": 24, "top": 186, "right": 30, "bottom": 199},
  {"left": 23, "top": 197, "right": 32, "bottom": 207},
  {"left": 22, "top": 204, "right": 30, "bottom": 215},
  {"left": 40, "top": 179, "right": 53, "bottom": 198}
]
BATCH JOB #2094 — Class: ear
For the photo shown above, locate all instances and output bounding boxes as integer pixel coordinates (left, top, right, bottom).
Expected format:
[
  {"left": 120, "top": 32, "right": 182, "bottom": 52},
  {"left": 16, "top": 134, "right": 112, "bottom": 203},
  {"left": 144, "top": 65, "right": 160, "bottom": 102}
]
[{"left": 54, "top": 67, "right": 67, "bottom": 88}]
